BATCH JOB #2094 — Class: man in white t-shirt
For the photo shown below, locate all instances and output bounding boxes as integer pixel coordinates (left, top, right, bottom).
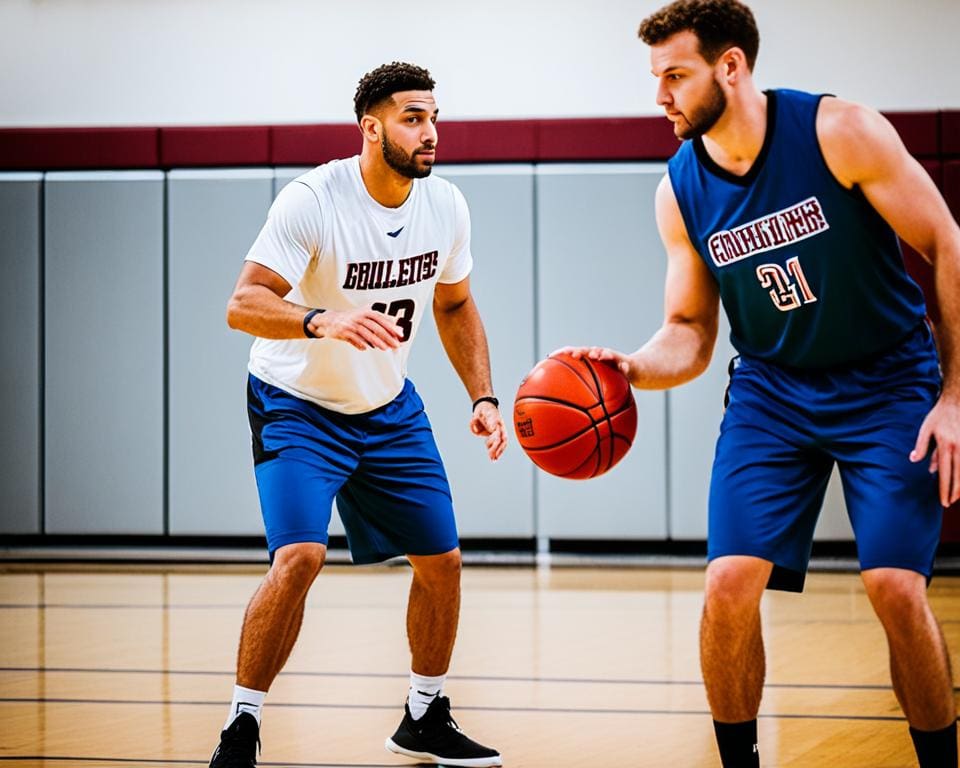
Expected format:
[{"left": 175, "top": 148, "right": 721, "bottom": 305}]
[{"left": 208, "top": 62, "right": 506, "bottom": 768}]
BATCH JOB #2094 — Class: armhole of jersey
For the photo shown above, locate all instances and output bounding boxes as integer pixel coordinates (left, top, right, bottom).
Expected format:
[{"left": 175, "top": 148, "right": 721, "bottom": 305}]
[
  {"left": 665, "top": 164, "right": 702, "bottom": 264},
  {"left": 812, "top": 94, "right": 865, "bottom": 202}
]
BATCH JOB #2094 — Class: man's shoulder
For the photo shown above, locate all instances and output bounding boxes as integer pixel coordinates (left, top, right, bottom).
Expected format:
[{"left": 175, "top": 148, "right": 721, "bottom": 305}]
[
  {"left": 421, "top": 171, "right": 457, "bottom": 192},
  {"left": 293, "top": 156, "right": 357, "bottom": 194},
  {"left": 419, "top": 172, "right": 465, "bottom": 211},
  {"left": 271, "top": 156, "right": 360, "bottom": 221},
  {"left": 816, "top": 97, "right": 892, "bottom": 156}
]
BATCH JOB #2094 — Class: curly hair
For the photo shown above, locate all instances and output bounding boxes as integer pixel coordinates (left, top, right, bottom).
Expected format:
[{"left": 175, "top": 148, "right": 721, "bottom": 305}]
[
  {"left": 638, "top": 0, "right": 759, "bottom": 70},
  {"left": 353, "top": 62, "right": 436, "bottom": 123}
]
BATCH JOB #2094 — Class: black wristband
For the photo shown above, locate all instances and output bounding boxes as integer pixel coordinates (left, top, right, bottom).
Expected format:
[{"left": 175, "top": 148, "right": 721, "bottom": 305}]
[
  {"left": 472, "top": 396, "right": 499, "bottom": 412},
  {"left": 303, "top": 308, "right": 325, "bottom": 339}
]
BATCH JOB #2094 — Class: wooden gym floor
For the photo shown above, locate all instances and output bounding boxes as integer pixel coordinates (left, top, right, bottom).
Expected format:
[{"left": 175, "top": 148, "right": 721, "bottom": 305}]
[{"left": 1, "top": 561, "right": 958, "bottom": 767}]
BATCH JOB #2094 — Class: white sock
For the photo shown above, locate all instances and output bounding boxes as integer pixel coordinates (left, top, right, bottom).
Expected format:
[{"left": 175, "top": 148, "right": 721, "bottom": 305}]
[
  {"left": 408, "top": 671, "right": 445, "bottom": 720},
  {"left": 224, "top": 685, "right": 266, "bottom": 729}
]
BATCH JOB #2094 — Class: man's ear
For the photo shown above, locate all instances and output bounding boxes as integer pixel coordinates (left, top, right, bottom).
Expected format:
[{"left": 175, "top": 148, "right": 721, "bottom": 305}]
[
  {"left": 360, "top": 114, "right": 381, "bottom": 143},
  {"left": 717, "top": 46, "right": 748, "bottom": 85}
]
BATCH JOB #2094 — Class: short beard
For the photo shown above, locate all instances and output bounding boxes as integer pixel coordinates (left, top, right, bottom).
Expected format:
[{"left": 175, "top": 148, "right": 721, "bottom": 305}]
[
  {"left": 676, "top": 78, "right": 727, "bottom": 140},
  {"left": 381, "top": 130, "right": 433, "bottom": 179}
]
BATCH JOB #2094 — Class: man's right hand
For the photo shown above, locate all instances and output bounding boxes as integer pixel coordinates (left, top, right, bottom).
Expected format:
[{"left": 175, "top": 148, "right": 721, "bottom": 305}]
[
  {"left": 550, "top": 346, "right": 636, "bottom": 384},
  {"left": 309, "top": 307, "right": 403, "bottom": 351}
]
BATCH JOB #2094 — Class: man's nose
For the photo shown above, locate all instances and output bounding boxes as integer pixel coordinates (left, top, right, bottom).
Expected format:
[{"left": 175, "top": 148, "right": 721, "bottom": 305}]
[
  {"left": 656, "top": 80, "right": 672, "bottom": 107},
  {"left": 422, "top": 120, "right": 438, "bottom": 145}
]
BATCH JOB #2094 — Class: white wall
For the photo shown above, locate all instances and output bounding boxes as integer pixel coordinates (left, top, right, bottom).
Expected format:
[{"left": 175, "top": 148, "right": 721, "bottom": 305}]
[{"left": 2, "top": 0, "right": 958, "bottom": 127}]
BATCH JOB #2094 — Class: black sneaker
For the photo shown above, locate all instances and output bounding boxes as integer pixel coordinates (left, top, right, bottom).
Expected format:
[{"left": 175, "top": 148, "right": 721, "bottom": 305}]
[
  {"left": 209, "top": 712, "right": 260, "bottom": 768},
  {"left": 385, "top": 695, "right": 502, "bottom": 767}
]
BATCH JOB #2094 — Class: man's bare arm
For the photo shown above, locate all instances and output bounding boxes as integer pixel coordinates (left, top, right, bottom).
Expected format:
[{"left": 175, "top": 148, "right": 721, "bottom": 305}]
[
  {"left": 819, "top": 97, "right": 960, "bottom": 504},
  {"left": 226, "top": 261, "right": 401, "bottom": 351}
]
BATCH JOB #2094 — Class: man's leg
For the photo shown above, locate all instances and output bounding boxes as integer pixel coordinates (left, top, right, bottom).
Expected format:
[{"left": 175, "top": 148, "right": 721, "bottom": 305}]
[
  {"left": 406, "top": 548, "right": 462, "bottom": 677},
  {"left": 384, "top": 547, "right": 501, "bottom": 766},
  {"left": 210, "top": 542, "right": 325, "bottom": 768},
  {"left": 861, "top": 568, "right": 957, "bottom": 767},
  {"left": 237, "top": 542, "right": 326, "bottom": 691},
  {"left": 701, "top": 555, "right": 772, "bottom": 767}
]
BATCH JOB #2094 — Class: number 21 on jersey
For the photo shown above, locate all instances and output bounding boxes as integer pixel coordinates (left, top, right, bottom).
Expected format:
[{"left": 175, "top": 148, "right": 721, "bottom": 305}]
[{"left": 755, "top": 256, "right": 817, "bottom": 312}]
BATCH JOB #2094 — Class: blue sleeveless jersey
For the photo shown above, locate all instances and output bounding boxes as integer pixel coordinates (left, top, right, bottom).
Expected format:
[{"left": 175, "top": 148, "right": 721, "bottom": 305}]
[{"left": 667, "top": 89, "right": 927, "bottom": 369}]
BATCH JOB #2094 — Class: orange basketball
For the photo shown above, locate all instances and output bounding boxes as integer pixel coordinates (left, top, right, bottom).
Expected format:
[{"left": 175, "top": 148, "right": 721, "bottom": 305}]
[{"left": 513, "top": 352, "right": 637, "bottom": 479}]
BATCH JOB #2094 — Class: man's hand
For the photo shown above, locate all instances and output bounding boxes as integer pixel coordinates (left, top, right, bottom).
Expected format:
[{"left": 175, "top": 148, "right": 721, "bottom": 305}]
[
  {"left": 309, "top": 307, "right": 402, "bottom": 350},
  {"left": 911, "top": 396, "right": 960, "bottom": 507},
  {"left": 551, "top": 346, "right": 635, "bottom": 383},
  {"left": 471, "top": 402, "right": 507, "bottom": 461}
]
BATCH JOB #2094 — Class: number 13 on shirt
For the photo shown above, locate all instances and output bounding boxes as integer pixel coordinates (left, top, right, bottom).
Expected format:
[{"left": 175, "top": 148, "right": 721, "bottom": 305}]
[{"left": 372, "top": 299, "right": 416, "bottom": 342}]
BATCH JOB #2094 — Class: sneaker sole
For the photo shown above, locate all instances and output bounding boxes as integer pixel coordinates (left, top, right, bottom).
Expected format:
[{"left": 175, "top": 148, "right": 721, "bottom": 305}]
[{"left": 384, "top": 737, "right": 503, "bottom": 767}]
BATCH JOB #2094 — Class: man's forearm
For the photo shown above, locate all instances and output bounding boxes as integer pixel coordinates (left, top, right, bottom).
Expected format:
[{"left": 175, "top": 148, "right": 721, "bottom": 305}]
[
  {"left": 627, "top": 319, "right": 717, "bottom": 390},
  {"left": 934, "top": 243, "right": 960, "bottom": 400},
  {"left": 227, "top": 284, "right": 313, "bottom": 339},
  {"left": 434, "top": 296, "right": 494, "bottom": 401}
]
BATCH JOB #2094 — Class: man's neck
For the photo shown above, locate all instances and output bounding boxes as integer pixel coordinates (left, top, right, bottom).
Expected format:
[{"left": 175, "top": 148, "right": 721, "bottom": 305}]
[
  {"left": 359, "top": 151, "right": 414, "bottom": 208},
  {"left": 701, "top": 88, "right": 768, "bottom": 177}
]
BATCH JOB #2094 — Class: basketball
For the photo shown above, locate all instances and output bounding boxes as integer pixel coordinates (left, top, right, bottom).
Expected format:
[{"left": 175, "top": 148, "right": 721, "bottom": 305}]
[{"left": 513, "top": 352, "right": 637, "bottom": 479}]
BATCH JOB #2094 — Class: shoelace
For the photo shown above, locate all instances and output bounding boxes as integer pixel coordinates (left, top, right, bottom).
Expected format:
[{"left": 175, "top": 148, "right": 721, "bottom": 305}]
[{"left": 433, "top": 698, "right": 464, "bottom": 734}]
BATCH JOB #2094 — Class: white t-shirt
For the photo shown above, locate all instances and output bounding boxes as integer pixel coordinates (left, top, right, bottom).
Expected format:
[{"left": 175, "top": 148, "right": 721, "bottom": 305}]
[{"left": 245, "top": 156, "right": 473, "bottom": 414}]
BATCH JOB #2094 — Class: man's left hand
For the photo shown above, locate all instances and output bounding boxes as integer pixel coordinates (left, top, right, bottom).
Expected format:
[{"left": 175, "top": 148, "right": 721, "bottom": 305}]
[
  {"left": 911, "top": 396, "right": 960, "bottom": 507},
  {"left": 471, "top": 402, "right": 507, "bottom": 461}
]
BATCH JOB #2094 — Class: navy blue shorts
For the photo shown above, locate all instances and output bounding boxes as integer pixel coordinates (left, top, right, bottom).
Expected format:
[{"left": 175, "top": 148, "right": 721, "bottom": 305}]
[
  {"left": 709, "top": 325, "right": 943, "bottom": 592},
  {"left": 247, "top": 375, "right": 459, "bottom": 564}
]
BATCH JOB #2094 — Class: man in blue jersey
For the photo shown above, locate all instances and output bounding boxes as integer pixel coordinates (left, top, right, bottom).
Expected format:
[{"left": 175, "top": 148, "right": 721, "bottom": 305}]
[
  {"left": 208, "top": 62, "right": 506, "bottom": 768},
  {"left": 563, "top": 1, "right": 960, "bottom": 766}
]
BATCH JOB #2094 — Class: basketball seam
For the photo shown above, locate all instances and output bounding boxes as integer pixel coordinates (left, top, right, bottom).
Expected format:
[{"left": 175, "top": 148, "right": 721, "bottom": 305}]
[
  {"left": 560, "top": 442, "right": 601, "bottom": 479},
  {"left": 515, "top": 392, "right": 630, "bottom": 421},
  {"left": 551, "top": 355, "right": 601, "bottom": 394},
  {"left": 581, "top": 358, "right": 614, "bottom": 475},
  {"left": 568, "top": 357, "right": 605, "bottom": 477},
  {"left": 514, "top": 394, "right": 600, "bottom": 414},
  {"left": 557, "top": 357, "right": 600, "bottom": 477}
]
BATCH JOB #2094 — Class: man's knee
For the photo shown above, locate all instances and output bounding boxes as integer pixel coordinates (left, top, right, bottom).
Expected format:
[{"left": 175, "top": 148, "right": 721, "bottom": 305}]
[
  {"left": 271, "top": 542, "right": 326, "bottom": 587},
  {"left": 704, "top": 556, "right": 771, "bottom": 615},
  {"left": 862, "top": 567, "right": 928, "bottom": 623},
  {"left": 409, "top": 548, "right": 462, "bottom": 589}
]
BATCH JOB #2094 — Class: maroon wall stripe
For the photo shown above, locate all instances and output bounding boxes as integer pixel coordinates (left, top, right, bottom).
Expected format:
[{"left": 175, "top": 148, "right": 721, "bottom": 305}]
[
  {"left": 944, "top": 160, "right": 960, "bottom": 221},
  {"left": 2, "top": 111, "right": 945, "bottom": 170},
  {"left": 537, "top": 116, "right": 680, "bottom": 162},
  {"left": 438, "top": 120, "right": 539, "bottom": 163},
  {"left": 0, "top": 126, "right": 160, "bottom": 170},
  {"left": 159, "top": 126, "right": 270, "bottom": 167},
  {"left": 941, "top": 111, "right": 960, "bottom": 156},
  {"left": 271, "top": 124, "right": 359, "bottom": 166},
  {"left": 884, "top": 112, "right": 939, "bottom": 158}
]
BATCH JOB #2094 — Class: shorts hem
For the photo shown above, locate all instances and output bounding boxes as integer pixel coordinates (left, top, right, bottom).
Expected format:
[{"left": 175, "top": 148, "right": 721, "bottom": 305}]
[
  {"left": 350, "top": 540, "right": 461, "bottom": 566},
  {"left": 267, "top": 531, "right": 329, "bottom": 555},
  {"left": 859, "top": 561, "right": 933, "bottom": 578},
  {"left": 707, "top": 547, "right": 781, "bottom": 566}
]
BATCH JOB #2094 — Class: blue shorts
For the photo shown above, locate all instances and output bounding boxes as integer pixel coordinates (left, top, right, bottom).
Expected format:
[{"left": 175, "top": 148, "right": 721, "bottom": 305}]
[
  {"left": 246, "top": 375, "right": 459, "bottom": 564},
  {"left": 709, "top": 324, "right": 943, "bottom": 592}
]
